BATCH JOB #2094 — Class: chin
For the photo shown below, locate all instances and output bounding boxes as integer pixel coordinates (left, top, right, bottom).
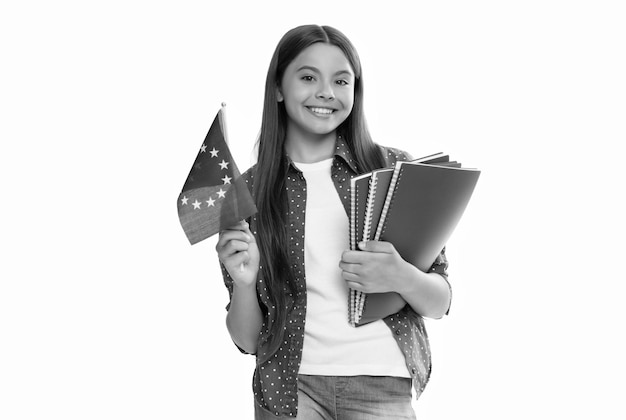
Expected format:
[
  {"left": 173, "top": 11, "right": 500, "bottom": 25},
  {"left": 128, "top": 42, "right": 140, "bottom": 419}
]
[
  {"left": 310, "top": 125, "right": 341, "bottom": 136},
  {"left": 309, "top": 118, "right": 346, "bottom": 135}
]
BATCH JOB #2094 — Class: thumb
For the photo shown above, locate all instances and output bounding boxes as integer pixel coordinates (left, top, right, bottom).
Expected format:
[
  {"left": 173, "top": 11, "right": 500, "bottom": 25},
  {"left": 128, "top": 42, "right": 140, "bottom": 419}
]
[{"left": 357, "top": 240, "right": 394, "bottom": 253}]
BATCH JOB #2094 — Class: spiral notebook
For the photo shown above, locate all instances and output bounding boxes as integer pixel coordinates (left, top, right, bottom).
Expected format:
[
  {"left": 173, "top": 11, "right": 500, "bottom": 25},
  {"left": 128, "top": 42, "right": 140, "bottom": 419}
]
[{"left": 349, "top": 153, "right": 480, "bottom": 326}]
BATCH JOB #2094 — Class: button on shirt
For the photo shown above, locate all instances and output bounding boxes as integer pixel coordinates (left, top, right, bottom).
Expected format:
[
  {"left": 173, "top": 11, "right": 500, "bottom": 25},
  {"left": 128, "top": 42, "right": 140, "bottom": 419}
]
[{"left": 221, "top": 138, "right": 450, "bottom": 417}]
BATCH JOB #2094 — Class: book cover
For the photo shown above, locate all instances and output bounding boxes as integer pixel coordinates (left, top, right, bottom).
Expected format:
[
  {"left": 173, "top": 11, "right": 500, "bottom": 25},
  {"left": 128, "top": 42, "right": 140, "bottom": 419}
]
[
  {"left": 378, "top": 162, "right": 480, "bottom": 272},
  {"left": 351, "top": 154, "right": 480, "bottom": 326},
  {"left": 367, "top": 154, "right": 453, "bottom": 242}
]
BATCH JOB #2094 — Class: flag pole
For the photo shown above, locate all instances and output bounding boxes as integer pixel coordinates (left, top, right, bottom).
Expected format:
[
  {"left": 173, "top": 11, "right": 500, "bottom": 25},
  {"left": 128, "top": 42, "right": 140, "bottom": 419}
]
[{"left": 220, "top": 102, "right": 228, "bottom": 145}]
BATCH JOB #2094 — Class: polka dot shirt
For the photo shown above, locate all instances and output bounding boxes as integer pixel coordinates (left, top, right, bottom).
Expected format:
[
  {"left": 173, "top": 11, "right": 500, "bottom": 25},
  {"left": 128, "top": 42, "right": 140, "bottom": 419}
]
[{"left": 221, "top": 138, "right": 450, "bottom": 417}]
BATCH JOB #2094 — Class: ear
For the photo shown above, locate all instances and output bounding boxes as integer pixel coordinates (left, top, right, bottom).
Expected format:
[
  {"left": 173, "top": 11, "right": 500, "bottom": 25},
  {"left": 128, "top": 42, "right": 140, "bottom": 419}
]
[{"left": 276, "top": 86, "right": 283, "bottom": 102}]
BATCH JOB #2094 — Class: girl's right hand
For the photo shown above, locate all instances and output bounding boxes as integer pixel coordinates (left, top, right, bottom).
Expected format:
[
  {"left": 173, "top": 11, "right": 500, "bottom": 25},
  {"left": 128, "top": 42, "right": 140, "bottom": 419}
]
[{"left": 216, "top": 220, "right": 260, "bottom": 287}]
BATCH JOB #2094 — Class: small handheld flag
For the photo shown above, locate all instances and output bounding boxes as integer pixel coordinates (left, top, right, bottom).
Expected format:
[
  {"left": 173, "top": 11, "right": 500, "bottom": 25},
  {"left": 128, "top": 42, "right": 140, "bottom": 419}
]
[{"left": 177, "top": 105, "right": 257, "bottom": 244}]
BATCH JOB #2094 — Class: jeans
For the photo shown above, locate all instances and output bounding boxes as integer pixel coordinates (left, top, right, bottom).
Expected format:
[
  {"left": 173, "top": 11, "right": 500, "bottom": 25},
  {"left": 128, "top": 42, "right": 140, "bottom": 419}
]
[{"left": 254, "top": 375, "right": 416, "bottom": 420}]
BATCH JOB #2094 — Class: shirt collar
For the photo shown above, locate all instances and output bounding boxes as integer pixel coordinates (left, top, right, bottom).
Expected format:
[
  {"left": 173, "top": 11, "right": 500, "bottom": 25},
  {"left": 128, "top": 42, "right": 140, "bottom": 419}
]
[{"left": 333, "top": 136, "right": 358, "bottom": 173}]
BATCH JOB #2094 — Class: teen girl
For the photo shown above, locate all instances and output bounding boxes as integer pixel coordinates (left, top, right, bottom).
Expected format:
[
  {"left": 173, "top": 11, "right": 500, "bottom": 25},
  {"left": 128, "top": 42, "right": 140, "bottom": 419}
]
[{"left": 216, "top": 24, "right": 451, "bottom": 420}]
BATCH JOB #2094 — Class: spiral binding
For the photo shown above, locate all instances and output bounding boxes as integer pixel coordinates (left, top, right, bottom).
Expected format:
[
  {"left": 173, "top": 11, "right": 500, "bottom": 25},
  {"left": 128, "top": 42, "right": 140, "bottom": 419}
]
[
  {"left": 363, "top": 175, "right": 377, "bottom": 242},
  {"left": 349, "top": 177, "right": 357, "bottom": 325},
  {"left": 374, "top": 163, "right": 404, "bottom": 241}
]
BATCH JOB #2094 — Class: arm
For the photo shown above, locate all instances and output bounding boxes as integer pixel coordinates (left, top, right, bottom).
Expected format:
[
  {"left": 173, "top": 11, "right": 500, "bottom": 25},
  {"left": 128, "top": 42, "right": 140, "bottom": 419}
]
[
  {"left": 226, "top": 282, "right": 263, "bottom": 354},
  {"left": 355, "top": 292, "right": 406, "bottom": 325},
  {"left": 216, "top": 221, "right": 263, "bottom": 353},
  {"left": 340, "top": 241, "right": 451, "bottom": 319},
  {"left": 393, "top": 263, "right": 451, "bottom": 319}
]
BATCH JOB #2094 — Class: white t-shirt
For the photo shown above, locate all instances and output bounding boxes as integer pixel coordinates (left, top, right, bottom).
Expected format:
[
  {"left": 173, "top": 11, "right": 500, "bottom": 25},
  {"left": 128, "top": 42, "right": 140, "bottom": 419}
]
[{"left": 294, "top": 158, "right": 409, "bottom": 378}]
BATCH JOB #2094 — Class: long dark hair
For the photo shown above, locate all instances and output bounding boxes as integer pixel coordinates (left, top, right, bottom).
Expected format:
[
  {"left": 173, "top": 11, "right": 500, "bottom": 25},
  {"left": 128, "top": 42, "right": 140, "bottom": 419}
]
[{"left": 255, "top": 25, "right": 385, "bottom": 362}]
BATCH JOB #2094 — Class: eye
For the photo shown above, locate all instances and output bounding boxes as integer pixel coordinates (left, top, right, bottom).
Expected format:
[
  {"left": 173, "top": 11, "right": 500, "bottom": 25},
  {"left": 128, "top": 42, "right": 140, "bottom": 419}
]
[
  {"left": 335, "top": 79, "right": 349, "bottom": 86},
  {"left": 301, "top": 75, "right": 315, "bottom": 82}
]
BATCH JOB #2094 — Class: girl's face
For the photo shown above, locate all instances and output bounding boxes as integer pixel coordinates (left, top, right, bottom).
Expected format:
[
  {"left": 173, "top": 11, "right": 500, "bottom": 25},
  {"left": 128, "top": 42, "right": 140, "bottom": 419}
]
[{"left": 279, "top": 43, "right": 355, "bottom": 140}]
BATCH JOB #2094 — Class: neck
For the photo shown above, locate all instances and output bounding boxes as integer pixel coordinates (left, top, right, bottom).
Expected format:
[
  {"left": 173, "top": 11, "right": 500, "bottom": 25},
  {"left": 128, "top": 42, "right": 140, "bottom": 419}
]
[{"left": 285, "top": 130, "right": 337, "bottom": 164}]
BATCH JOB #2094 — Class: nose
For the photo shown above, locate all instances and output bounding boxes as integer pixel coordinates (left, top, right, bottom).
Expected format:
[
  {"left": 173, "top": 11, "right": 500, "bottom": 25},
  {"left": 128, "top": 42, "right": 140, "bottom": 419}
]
[{"left": 316, "top": 82, "right": 335, "bottom": 100}]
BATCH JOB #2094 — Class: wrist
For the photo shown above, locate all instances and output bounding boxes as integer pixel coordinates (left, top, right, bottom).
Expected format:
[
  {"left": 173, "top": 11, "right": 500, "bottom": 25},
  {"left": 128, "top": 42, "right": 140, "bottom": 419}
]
[
  {"left": 395, "top": 262, "right": 423, "bottom": 298},
  {"left": 232, "top": 278, "right": 257, "bottom": 294}
]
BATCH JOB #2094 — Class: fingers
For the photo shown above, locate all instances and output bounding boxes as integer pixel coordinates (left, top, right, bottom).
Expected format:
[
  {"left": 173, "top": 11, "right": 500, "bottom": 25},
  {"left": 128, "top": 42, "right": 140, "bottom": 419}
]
[
  {"left": 217, "top": 229, "right": 250, "bottom": 250},
  {"left": 216, "top": 233, "right": 249, "bottom": 259},
  {"left": 340, "top": 241, "right": 396, "bottom": 294},
  {"left": 340, "top": 249, "right": 369, "bottom": 265},
  {"left": 339, "top": 260, "right": 365, "bottom": 292},
  {"left": 342, "top": 271, "right": 360, "bottom": 283},
  {"left": 216, "top": 221, "right": 254, "bottom": 261},
  {"left": 345, "top": 280, "right": 363, "bottom": 291},
  {"left": 338, "top": 260, "right": 360, "bottom": 275},
  {"left": 234, "top": 220, "right": 256, "bottom": 244},
  {"left": 341, "top": 241, "right": 396, "bottom": 265},
  {"left": 357, "top": 240, "right": 394, "bottom": 253},
  {"left": 218, "top": 221, "right": 252, "bottom": 245},
  {"left": 344, "top": 276, "right": 370, "bottom": 293},
  {"left": 224, "top": 248, "right": 251, "bottom": 268},
  {"left": 340, "top": 250, "right": 359, "bottom": 264}
]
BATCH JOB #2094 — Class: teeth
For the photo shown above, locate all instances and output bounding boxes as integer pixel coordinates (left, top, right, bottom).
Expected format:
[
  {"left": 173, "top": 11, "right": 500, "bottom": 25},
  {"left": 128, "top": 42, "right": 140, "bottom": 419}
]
[{"left": 309, "top": 107, "right": 334, "bottom": 115}]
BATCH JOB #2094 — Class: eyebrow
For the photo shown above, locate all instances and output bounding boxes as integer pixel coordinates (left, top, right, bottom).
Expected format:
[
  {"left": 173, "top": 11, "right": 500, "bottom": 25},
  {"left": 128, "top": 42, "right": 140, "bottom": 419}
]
[{"left": 296, "top": 65, "right": 354, "bottom": 77}]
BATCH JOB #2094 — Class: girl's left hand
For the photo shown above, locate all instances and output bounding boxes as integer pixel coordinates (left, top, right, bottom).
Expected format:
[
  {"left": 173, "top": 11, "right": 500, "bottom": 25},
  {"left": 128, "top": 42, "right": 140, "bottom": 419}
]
[{"left": 339, "top": 241, "right": 414, "bottom": 294}]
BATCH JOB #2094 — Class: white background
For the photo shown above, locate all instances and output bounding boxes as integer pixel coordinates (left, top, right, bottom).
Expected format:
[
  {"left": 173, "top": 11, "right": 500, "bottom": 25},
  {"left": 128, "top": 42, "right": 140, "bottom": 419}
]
[{"left": 2, "top": 1, "right": 625, "bottom": 418}]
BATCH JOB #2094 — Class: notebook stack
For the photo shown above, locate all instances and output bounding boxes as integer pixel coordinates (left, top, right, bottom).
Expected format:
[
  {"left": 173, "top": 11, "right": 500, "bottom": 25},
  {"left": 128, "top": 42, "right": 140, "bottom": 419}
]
[{"left": 348, "top": 153, "right": 480, "bottom": 326}]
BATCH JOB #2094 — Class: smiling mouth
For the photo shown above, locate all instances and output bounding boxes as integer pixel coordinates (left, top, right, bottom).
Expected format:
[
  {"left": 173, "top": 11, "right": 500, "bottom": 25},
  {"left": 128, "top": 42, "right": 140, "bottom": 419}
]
[{"left": 307, "top": 107, "right": 335, "bottom": 115}]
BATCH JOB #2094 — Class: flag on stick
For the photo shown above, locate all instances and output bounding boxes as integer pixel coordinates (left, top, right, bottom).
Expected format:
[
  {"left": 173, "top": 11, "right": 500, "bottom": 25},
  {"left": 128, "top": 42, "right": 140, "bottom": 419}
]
[{"left": 177, "top": 105, "right": 257, "bottom": 244}]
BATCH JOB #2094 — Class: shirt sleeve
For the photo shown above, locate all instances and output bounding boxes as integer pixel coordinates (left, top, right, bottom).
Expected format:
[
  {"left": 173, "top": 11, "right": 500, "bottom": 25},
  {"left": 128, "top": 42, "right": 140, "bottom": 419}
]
[
  {"left": 220, "top": 262, "right": 234, "bottom": 312},
  {"left": 428, "top": 247, "right": 452, "bottom": 315},
  {"left": 382, "top": 146, "right": 413, "bottom": 164}
]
